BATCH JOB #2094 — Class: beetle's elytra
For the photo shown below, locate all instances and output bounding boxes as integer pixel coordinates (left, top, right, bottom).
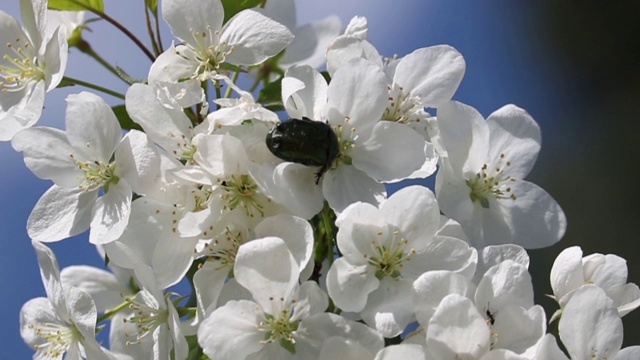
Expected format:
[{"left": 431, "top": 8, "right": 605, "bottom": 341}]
[{"left": 266, "top": 117, "right": 339, "bottom": 184}]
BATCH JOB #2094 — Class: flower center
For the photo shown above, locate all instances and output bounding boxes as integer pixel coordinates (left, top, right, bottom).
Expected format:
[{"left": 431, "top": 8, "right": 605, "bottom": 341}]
[
  {"left": 258, "top": 307, "right": 299, "bottom": 354},
  {"left": 191, "top": 185, "right": 214, "bottom": 212},
  {"left": 0, "top": 38, "right": 44, "bottom": 93},
  {"left": 382, "top": 85, "right": 423, "bottom": 125},
  {"left": 202, "top": 226, "right": 245, "bottom": 271},
  {"left": 29, "top": 322, "right": 80, "bottom": 358},
  {"left": 466, "top": 153, "right": 517, "bottom": 209},
  {"left": 178, "top": 26, "right": 234, "bottom": 81},
  {"left": 367, "top": 229, "right": 415, "bottom": 280},
  {"left": 221, "top": 174, "right": 267, "bottom": 218},
  {"left": 123, "top": 295, "right": 170, "bottom": 345},
  {"left": 71, "top": 155, "right": 119, "bottom": 192}
]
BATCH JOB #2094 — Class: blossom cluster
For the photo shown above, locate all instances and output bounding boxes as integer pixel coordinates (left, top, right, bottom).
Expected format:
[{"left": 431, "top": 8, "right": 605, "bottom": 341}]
[{"left": 3, "top": 0, "right": 639, "bottom": 359}]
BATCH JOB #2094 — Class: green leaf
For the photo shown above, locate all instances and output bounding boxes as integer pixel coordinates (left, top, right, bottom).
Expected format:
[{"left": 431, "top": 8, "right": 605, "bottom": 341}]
[
  {"left": 48, "top": 0, "right": 104, "bottom": 11},
  {"left": 111, "top": 105, "right": 142, "bottom": 131},
  {"left": 145, "top": 0, "right": 158, "bottom": 13},
  {"left": 258, "top": 77, "right": 283, "bottom": 112},
  {"left": 220, "top": 0, "right": 262, "bottom": 23}
]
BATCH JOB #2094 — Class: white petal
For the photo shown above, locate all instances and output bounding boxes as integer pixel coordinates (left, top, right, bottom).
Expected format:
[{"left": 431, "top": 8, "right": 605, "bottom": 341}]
[
  {"left": 550, "top": 246, "right": 585, "bottom": 305},
  {"left": 412, "top": 270, "right": 471, "bottom": 327},
  {"left": 374, "top": 344, "right": 427, "bottom": 360},
  {"left": 65, "top": 92, "right": 121, "bottom": 163},
  {"left": 559, "top": 285, "right": 623, "bottom": 360},
  {"left": 163, "top": 0, "right": 223, "bottom": 44},
  {"left": 427, "top": 294, "right": 490, "bottom": 359},
  {"left": 20, "top": 0, "right": 45, "bottom": 47},
  {"left": 43, "top": 26, "right": 67, "bottom": 91},
  {"left": 360, "top": 278, "right": 414, "bottom": 337},
  {"left": 221, "top": 9, "right": 294, "bottom": 66},
  {"left": 20, "top": 297, "right": 56, "bottom": 349},
  {"left": 476, "top": 260, "right": 534, "bottom": 311},
  {"left": 616, "top": 347, "right": 640, "bottom": 360},
  {"left": 0, "top": 80, "right": 45, "bottom": 141},
  {"left": 319, "top": 337, "right": 374, "bottom": 360},
  {"left": 436, "top": 100, "right": 489, "bottom": 174},
  {"left": 486, "top": 105, "right": 541, "bottom": 179},
  {"left": 323, "top": 164, "right": 385, "bottom": 213},
  {"left": 380, "top": 186, "right": 440, "bottom": 248},
  {"left": 31, "top": 240, "right": 63, "bottom": 308},
  {"left": 327, "top": 58, "right": 387, "bottom": 130},
  {"left": 497, "top": 180, "right": 566, "bottom": 249},
  {"left": 12, "top": 126, "right": 81, "bottom": 187},
  {"left": 255, "top": 214, "right": 314, "bottom": 276},
  {"left": 530, "top": 334, "right": 568, "bottom": 360},
  {"left": 492, "top": 305, "right": 546, "bottom": 353},
  {"left": 115, "top": 130, "right": 162, "bottom": 194},
  {"left": 326, "top": 258, "right": 378, "bottom": 312},
  {"left": 394, "top": 45, "right": 465, "bottom": 108},
  {"left": 193, "top": 262, "right": 232, "bottom": 316},
  {"left": 197, "top": 300, "right": 265, "bottom": 360},
  {"left": 351, "top": 121, "right": 425, "bottom": 181},
  {"left": 125, "top": 83, "right": 193, "bottom": 155},
  {"left": 234, "top": 237, "right": 298, "bottom": 313},
  {"left": 27, "top": 185, "right": 96, "bottom": 242},
  {"left": 283, "top": 65, "right": 328, "bottom": 120},
  {"left": 326, "top": 37, "right": 382, "bottom": 76},
  {"left": 89, "top": 181, "right": 132, "bottom": 245},
  {"left": 270, "top": 162, "right": 325, "bottom": 219},
  {"left": 60, "top": 265, "right": 125, "bottom": 312},
  {"left": 280, "top": 15, "right": 342, "bottom": 69}
]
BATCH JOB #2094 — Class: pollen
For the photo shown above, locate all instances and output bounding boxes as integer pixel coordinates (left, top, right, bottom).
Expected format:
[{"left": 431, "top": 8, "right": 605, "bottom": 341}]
[{"left": 466, "top": 153, "right": 517, "bottom": 209}]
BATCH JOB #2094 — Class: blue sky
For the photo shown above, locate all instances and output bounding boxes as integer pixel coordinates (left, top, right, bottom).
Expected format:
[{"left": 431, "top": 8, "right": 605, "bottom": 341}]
[{"left": 0, "top": 1, "right": 574, "bottom": 357}]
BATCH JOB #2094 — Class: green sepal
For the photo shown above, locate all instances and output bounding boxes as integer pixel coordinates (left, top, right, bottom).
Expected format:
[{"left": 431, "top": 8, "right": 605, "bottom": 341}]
[
  {"left": 56, "top": 77, "right": 77, "bottom": 88},
  {"left": 145, "top": 0, "right": 158, "bottom": 13},
  {"left": 220, "top": 0, "right": 263, "bottom": 23},
  {"left": 279, "top": 338, "right": 296, "bottom": 355},
  {"left": 111, "top": 105, "right": 143, "bottom": 131},
  {"left": 48, "top": 0, "right": 104, "bottom": 11},
  {"left": 218, "top": 62, "right": 246, "bottom": 74},
  {"left": 184, "top": 335, "right": 207, "bottom": 360}
]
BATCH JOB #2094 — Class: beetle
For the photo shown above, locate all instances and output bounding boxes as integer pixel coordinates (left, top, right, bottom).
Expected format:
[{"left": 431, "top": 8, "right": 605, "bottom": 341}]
[{"left": 265, "top": 117, "right": 339, "bottom": 184}]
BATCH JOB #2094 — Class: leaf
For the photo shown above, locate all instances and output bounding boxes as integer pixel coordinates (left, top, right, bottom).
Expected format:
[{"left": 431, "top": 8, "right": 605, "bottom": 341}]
[
  {"left": 48, "top": 0, "right": 104, "bottom": 11},
  {"left": 258, "top": 77, "right": 283, "bottom": 112},
  {"left": 111, "top": 105, "right": 143, "bottom": 131},
  {"left": 220, "top": 0, "right": 262, "bottom": 23}
]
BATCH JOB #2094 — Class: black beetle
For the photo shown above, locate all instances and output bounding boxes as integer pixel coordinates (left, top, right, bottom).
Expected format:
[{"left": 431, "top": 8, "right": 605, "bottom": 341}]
[{"left": 266, "top": 117, "right": 339, "bottom": 184}]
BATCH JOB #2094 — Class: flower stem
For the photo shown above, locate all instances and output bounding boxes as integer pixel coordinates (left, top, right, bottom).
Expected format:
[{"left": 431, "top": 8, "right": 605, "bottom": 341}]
[
  {"left": 76, "top": 39, "right": 126, "bottom": 81},
  {"left": 66, "top": 0, "right": 156, "bottom": 61},
  {"left": 224, "top": 72, "right": 240, "bottom": 99},
  {"left": 62, "top": 76, "right": 125, "bottom": 100},
  {"left": 97, "top": 299, "right": 131, "bottom": 323}
]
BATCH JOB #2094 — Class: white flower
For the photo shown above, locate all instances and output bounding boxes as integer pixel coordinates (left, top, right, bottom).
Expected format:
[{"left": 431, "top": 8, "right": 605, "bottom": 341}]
[
  {"left": 148, "top": 0, "right": 293, "bottom": 106},
  {"left": 109, "top": 242, "right": 189, "bottom": 360},
  {"left": 326, "top": 36, "right": 466, "bottom": 179},
  {"left": 20, "top": 240, "right": 109, "bottom": 360},
  {"left": 198, "top": 236, "right": 334, "bottom": 359},
  {"left": 435, "top": 101, "right": 567, "bottom": 248},
  {"left": 550, "top": 246, "right": 640, "bottom": 317},
  {"left": 326, "top": 185, "right": 476, "bottom": 336},
  {"left": 279, "top": 60, "right": 425, "bottom": 212},
  {"left": 12, "top": 92, "right": 155, "bottom": 244},
  {"left": 191, "top": 214, "right": 314, "bottom": 319},
  {"left": 0, "top": 0, "right": 67, "bottom": 141}
]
